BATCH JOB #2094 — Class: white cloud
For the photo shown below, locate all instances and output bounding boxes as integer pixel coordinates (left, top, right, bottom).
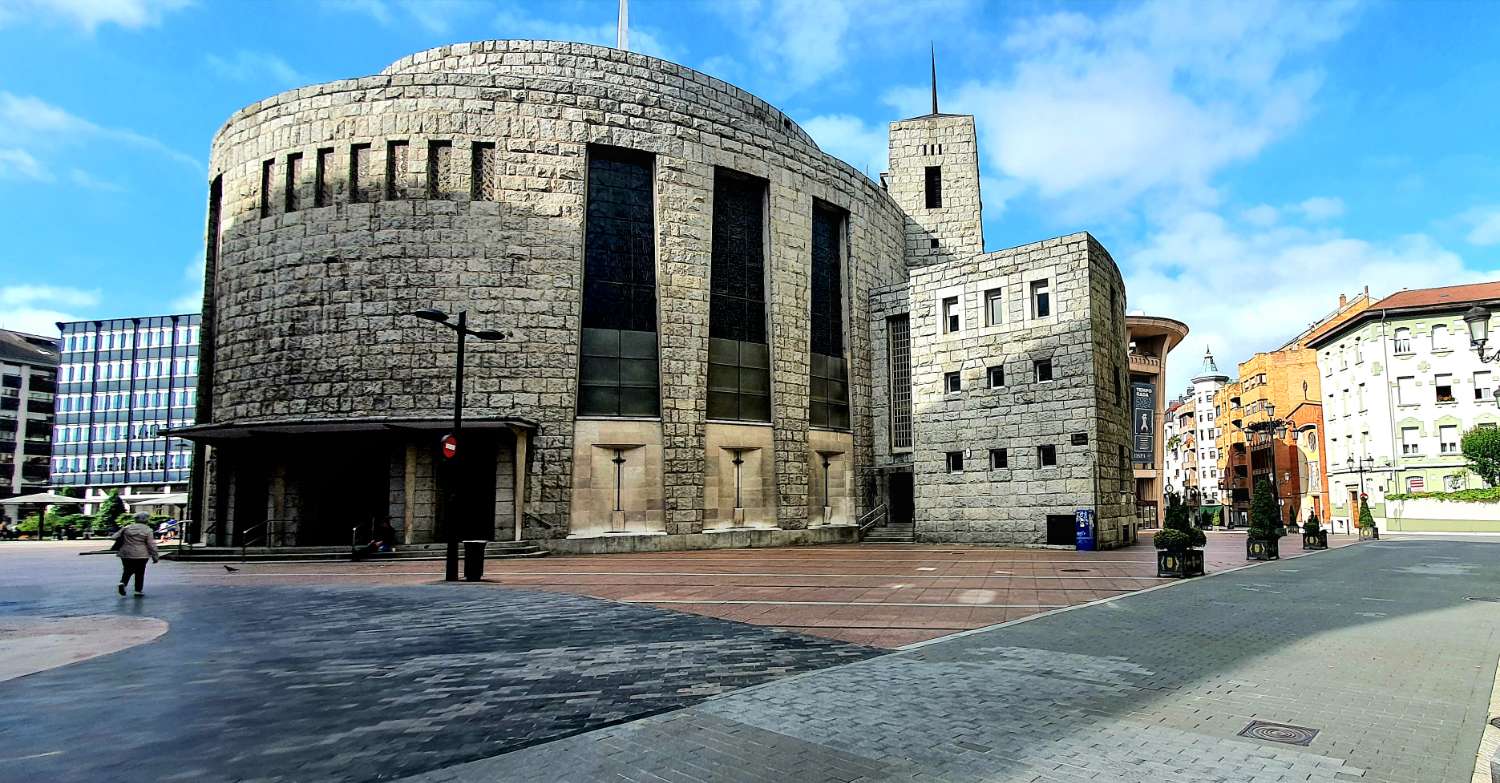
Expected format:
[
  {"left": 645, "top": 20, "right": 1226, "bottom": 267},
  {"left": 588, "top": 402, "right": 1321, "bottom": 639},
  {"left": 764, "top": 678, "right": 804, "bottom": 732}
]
[
  {"left": 170, "top": 257, "right": 204, "bottom": 313},
  {"left": 1460, "top": 205, "right": 1500, "bottom": 247},
  {"left": 0, "top": 284, "right": 100, "bottom": 335},
  {"left": 0, "top": 0, "right": 192, "bottom": 31},
  {"left": 0, "top": 147, "right": 49, "bottom": 181},
  {"left": 490, "top": 6, "right": 675, "bottom": 60},
  {"left": 1241, "top": 204, "right": 1279, "bottom": 227},
  {"left": 1122, "top": 208, "right": 1498, "bottom": 394},
  {"left": 0, "top": 91, "right": 199, "bottom": 193},
  {"left": 206, "top": 50, "right": 304, "bottom": 87},
  {"left": 714, "top": 0, "right": 976, "bottom": 95},
  {"left": 801, "top": 113, "right": 887, "bottom": 176},
  {"left": 1297, "top": 196, "right": 1344, "bottom": 221},
  {"left": 940, "top": 0, "right": 1357, "bottom": 221}
]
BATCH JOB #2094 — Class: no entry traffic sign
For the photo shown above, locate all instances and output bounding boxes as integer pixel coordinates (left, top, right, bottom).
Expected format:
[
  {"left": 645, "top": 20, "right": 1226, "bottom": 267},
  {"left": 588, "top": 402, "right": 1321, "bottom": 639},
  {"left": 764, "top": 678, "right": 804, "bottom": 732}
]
[{"left": 441, "top": 433, "right": 458, "bottom": 459}]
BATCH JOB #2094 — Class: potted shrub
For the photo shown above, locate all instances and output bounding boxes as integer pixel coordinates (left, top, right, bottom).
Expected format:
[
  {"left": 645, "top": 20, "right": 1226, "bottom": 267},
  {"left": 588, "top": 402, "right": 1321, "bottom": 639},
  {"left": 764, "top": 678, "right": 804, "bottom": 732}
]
[
  {"left": 1154, "top": 492, "right": 1206, "bottom": 577},
  {"left": 1301, "top": 509, "right": 1327, "bottom": 550},
  {"left": 1356, "top": 495, "right": 1379, "bottom": 540},
  {"left": 1245, "top": 479, "right": 1282, "bottom": 560}
]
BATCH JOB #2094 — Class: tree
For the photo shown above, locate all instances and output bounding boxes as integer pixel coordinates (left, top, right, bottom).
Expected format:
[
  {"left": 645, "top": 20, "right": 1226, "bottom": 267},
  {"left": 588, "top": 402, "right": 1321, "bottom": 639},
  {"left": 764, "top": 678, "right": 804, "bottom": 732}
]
[
  {"left": 1357, "top": 495, "right": 1376, "bottom": 529},
  {"left": 1461, "top": 426, "right": 1500, "bottom": 487},
  {"left": 95, "top": 490, "right": 126, "bottom": 533},
  {"left": 1247, "top": 479, "right": 1282, "bottom": 541}
]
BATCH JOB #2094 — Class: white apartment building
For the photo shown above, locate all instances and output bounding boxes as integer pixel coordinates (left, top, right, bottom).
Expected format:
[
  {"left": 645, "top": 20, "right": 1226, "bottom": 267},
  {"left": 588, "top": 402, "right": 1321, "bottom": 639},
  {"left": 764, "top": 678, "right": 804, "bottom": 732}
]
[
  {"left": 1309, "top": 282, "right": 1500, "bottom": 532},
  {"left": 1190, "top": 349, "right": 1230, "bottom": 510}
]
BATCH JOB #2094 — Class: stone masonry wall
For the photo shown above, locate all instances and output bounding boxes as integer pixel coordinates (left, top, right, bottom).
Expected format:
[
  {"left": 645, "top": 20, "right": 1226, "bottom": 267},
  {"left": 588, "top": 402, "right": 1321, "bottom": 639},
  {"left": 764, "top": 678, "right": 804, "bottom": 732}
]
[
  {"left": 901, "top": 232, "right": 1130, "bottom": 544},
  {"left": 205, "top": 40, "right": 906, "bottom": 536},
  {"left": 885, "top": 114, "right": 984, "bottom": 267}
]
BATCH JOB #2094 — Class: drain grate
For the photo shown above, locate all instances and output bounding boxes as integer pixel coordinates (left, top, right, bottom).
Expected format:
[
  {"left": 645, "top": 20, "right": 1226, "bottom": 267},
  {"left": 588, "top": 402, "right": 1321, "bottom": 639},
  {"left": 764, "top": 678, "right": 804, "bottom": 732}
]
[
  {"left": 1060, "top": 568, "right": 1090, "bottom": 573},
  {"left": 1238, "top": 720, "right": 1319, "bottom": 746},
  {"left": 1466, "top": 596, "right": 1500, "bottom": 603}
]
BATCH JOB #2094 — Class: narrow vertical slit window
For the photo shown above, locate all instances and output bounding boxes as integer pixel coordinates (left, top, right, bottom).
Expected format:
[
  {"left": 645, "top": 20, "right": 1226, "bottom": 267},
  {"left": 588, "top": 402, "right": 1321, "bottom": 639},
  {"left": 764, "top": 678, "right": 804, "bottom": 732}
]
[
  {"left": 427, "top": 140, "right": 452, "bottom": 199},
  {"left": 809, "top": 201, "right": 850, "bottom": 430},
  {"left": 888, "top": 315, "right": 912, "bottom": 449},
  {"left": 314, "top": 148, "right": 333, "bottom": 207},
  {"left": 924, "top": 165, "right": 942, "bottom": 208},
  {"left": 385, "top": 140, "right": 409, "bottom": 200},
  {"left": 260, "top": 159, "right": 274, "bottom": 218},
  {"left": 471, "top": 142, "right": 496, "bottom": 201},
  {"left": 707, "top": 168, "right": 770, "bottom": 422},
  {"left": 349, "top": 143, "right": 371, "bottom": 203},
  {"left": 284, "top": 152, "right": 302, "bottom": 212},
  {"left": 577, "top": 145, "right": 659, "bottom": 418}
]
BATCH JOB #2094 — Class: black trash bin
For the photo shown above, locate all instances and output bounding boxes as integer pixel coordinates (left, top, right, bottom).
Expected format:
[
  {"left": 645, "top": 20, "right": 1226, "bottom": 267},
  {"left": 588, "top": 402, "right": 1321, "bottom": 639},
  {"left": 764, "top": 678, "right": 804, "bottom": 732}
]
[{"left": 462, "top": 540, "right": 488, "bottom": 581}]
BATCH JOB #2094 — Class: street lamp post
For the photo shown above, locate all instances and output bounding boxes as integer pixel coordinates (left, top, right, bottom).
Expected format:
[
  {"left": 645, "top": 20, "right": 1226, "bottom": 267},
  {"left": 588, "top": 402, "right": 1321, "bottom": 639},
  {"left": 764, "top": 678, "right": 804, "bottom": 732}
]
[
  {"left": 1346, "top": 454, "right": 1375, "bottom": 525},
  {"left": 411, "top": 308, "right": 506, "bottom": 582},
  {"left": 1240, "top": 401, "right": 1290, "bottom": 525}
]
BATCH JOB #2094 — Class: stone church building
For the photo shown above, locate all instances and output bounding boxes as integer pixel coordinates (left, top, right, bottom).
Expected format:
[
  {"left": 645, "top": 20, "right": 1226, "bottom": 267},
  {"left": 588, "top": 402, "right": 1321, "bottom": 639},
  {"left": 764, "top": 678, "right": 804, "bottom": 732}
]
[{"left": 179, "top": 40, "right": 1135, "bottom": 552}]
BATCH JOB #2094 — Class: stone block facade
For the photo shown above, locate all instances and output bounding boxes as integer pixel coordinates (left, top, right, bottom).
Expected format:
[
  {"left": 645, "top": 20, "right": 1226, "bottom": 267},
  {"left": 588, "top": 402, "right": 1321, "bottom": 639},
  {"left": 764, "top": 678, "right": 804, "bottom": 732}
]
[{"left": 183, "top": 39, "right": 1134, "bottom": 551}]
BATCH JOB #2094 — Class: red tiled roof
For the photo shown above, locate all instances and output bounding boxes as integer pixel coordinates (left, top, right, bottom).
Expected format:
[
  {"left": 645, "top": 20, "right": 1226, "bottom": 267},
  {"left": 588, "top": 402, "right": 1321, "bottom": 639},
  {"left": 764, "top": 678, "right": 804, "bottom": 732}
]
[{"left": 1374, "top": 281, "right": 1500, "bottom": 311}]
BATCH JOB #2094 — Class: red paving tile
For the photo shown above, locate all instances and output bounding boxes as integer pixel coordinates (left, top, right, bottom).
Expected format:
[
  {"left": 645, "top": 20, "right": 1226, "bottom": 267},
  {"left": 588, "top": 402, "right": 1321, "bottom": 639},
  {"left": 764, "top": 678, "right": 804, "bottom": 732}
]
[{"left": 189, "top": 531, "right": 1358, "bottom": 649}]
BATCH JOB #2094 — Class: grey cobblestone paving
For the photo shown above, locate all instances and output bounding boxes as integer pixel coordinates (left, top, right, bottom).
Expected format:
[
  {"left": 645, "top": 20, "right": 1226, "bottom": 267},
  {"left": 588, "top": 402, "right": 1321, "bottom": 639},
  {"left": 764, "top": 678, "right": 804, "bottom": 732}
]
[
  {"left": 0, "top": 583, "right": 877, "bottom": 783},
  {"left": 406, "top": 539, "right": 1500, "bottom": 783}
]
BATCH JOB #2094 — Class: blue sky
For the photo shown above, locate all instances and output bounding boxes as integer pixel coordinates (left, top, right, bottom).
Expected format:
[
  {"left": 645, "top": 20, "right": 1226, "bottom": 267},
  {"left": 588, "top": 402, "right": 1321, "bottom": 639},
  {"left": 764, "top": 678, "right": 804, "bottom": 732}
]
[{"left": 2, "top": 0, "right": 1500, "bottom": 393}]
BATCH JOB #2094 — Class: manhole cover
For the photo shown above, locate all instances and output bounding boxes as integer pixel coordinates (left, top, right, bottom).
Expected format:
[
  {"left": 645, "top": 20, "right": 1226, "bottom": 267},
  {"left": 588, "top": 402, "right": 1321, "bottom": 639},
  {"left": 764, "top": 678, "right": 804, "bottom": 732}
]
[
  {"left": 1466, "top": 596, "right": 1500, "bottom": 603},
  {"left": 1238, "top": 720, "right": 1319, "bottom": 746},
  {"left": 1060, "top": 568, "right": 1090, "bottom": 573}
]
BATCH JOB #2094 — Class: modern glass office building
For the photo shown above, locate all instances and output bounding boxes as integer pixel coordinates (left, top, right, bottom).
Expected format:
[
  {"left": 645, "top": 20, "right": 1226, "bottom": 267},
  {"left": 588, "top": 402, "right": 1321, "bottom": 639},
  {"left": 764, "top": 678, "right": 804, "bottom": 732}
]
[{"left": 51, "top": 314, "right": 200, "bottom": 507}]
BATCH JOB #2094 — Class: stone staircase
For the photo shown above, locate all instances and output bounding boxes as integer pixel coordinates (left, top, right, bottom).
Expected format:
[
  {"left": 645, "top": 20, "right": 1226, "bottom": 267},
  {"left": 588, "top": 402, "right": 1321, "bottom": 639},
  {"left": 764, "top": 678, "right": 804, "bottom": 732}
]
[
  {"left": 167, "top": 540, "right": 548, "bottom": 562},
  {"left": 861, "top": 522, "right": 915, "bottom": 544}
]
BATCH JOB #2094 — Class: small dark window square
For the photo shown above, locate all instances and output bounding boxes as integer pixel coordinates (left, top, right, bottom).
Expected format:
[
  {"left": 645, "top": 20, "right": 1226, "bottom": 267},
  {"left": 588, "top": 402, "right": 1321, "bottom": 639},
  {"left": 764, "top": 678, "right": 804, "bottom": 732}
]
[
  {"left": 929, "top": 238, "right": 940, "bottom": 249},
  {"left": 1038, "top": 444, "right": 1057, "bottom": 466},
  {"left": 1034, "top": 359, "right": 1053, "bottom": 382},
  {"left": 945, "top": 451, "right": 964, "bottom": 473},
  {"left": 989, "top": 448, "right": 1007, "bottom": 469},
  {"left": 1071, "top": 433, "right": 1088, "bottom": 446},
  {"left": 988, "top": 365, "right": 1005, "bottom": 388},
  {"left": 944, "top": 371, "right": 961, "bottom": 394},
  {"left": 925, "top": 165, "right": 942, "bottom": 208}
]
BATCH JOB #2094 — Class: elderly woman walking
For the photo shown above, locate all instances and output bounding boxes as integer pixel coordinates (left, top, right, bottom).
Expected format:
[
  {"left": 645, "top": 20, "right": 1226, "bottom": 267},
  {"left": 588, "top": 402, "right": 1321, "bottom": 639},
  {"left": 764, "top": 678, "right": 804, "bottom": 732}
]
[{"left": 112, "top": 512, "right": 160, "bottom": 596}]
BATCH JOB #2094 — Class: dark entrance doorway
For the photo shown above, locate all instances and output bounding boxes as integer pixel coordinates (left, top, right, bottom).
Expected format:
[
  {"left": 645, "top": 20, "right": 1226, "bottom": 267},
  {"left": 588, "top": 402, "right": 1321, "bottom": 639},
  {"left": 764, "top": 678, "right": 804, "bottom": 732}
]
[
  {"left": 1046, "top": 514, "right": 1075, "bottom": 546},
  {"left": 888, "top": 471, "right": 914, "bottom": 525},
  {"left": 230, "top": 459, "right": 268, "bottom": 548},
  {"left": 292, "top": 437, "right": 389, "bottom": 546},
  {"left": 435, "top": 434, "right": 499, "bottom": 542}
]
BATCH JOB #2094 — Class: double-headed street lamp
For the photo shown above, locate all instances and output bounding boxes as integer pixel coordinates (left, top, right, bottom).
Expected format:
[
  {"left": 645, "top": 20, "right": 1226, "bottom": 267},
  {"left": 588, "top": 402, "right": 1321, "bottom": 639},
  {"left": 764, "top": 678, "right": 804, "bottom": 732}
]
[
  {"left": 411, "top": 308, "right": 506, "bottom": 582},
  {"left": 1240, "top": 401, "right": 1291, "bottom": 525}
]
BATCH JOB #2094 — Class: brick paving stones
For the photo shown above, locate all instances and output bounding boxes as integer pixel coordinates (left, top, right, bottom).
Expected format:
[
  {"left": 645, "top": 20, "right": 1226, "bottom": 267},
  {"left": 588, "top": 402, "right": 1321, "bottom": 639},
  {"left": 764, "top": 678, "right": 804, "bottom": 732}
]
[
  {"left": 404, "top": 537, "right": 1500, "bottom": 783},
  {"left": 0, "top": 553, "right": 877, "bottom": 783}
]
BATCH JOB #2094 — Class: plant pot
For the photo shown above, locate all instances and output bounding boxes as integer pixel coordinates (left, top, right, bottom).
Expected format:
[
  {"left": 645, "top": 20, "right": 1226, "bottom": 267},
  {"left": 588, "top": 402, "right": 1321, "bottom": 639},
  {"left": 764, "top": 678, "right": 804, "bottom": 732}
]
[
  {"left": 1246, "top": 536, "right": 1280, "bottom": 560},
  {"left": 1358, "top": 526, "right": 1379, "bottom": 541},
  {"left": 1157, "top": 547, "right": 1205, "bottom": 578},
  {"left": 1302, "top": 530, "right": 1328, "bottom": 550}
]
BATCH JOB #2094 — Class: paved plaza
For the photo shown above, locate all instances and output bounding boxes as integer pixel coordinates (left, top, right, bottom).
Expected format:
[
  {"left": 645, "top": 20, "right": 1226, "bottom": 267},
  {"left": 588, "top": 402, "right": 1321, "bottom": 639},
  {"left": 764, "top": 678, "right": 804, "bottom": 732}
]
[{"left": 0, "top": 535, "right": 1495, "bottom": 783}]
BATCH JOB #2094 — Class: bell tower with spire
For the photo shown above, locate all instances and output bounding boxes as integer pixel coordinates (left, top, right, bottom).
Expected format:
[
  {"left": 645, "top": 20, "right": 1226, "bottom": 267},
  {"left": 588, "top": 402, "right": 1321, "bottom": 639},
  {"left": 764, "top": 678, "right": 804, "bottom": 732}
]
[{"left": 883, "top": 44, "right": 983, "bottom": 266}]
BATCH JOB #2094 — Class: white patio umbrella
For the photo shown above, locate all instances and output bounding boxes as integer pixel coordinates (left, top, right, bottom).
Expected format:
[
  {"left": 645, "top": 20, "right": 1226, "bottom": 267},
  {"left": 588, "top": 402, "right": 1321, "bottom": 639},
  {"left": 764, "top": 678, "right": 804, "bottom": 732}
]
[{"left": 0, "top": 491, "right": 82, "bottom": 505}]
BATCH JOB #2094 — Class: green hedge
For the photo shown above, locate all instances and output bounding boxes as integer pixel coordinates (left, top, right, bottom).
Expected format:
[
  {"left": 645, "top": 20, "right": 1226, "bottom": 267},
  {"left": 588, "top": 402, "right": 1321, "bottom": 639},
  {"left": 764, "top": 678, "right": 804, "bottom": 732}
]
[{"left": 1386, "top": 488, "right": 1500, "bottom": 503}]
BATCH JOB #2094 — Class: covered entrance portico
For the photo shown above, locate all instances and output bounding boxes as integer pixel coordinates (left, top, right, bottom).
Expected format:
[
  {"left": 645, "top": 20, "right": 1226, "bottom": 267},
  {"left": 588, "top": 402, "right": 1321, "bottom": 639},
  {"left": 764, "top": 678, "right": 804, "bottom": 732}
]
[{"left": 173, "top": 417, "right": 536, "bottom": 549}]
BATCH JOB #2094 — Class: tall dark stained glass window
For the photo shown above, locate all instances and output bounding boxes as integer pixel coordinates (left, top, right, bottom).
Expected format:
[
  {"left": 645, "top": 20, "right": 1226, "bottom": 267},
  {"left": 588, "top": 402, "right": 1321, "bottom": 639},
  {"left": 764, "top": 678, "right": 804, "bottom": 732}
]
[
  {"left": 578, "top": 145, "right": 660, "bottom": 417},
  {"left": 809, "top": 201, "right": 850, "bottom": 430},
  {"left": 707, "top": 169, "right": 770, "bottom": 422}
]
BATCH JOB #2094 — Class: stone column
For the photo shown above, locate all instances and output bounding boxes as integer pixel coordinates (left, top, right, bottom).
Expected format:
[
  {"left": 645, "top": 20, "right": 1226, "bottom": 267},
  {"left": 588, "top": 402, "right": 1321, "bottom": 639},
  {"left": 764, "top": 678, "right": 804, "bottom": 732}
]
[{"left": 769, "top": 186, "right": 811, "bottom": 529}]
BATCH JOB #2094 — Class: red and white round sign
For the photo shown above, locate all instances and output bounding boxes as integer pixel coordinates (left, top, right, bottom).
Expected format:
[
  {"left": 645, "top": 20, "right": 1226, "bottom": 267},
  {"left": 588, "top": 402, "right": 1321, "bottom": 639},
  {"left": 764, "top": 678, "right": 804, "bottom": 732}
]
[{"left": 441, "top": 434, "right": 458, "bottom": 459}]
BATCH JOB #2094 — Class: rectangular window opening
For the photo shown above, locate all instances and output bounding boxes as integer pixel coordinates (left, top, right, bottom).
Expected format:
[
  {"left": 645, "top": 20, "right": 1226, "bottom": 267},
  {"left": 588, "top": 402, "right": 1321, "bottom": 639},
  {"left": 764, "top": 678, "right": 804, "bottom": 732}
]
[
  {"left": 284, "top": 152, "right": 302, "bottom": 212},
  {"left": 1030, "top": 279, "right": 1051, "bottom": 318},
  {"left": 942, "top": 296, "right": 960, "bottom": 334},
  {"left": 471, "top": 142, "right": 496, "bottom": 201},
  {"left": 989, "top": 448, "right": 1007, "bottom": 469},
  {"left": 707, "top": 168, "right": 771, "bottom": 423},
  {"left": 385, "top": 140, "right": 409, "bottom": 200},
  {"left": 888, "top": 315, "right": 912, "bottom": 449},
  {"left": 314, "top": 147, "right": 333, "bottom": 207},
  {"left": 1034, "top": 358, "right": 1053, "bottom": 382},
  {"left": 1038, "top": 444, "right": 1057, "bottom": 467},
  {"left": 984, "top": 287, "right": 1003, "bottom": 326},
  {"left": 987, "top": 365, "right": 1005, "bottom": 388},
  {"left": 924, "top": 165, "right": 942, "bottom": 208},
  {"left": 945, "top": 451, "right": 964, "bottom": 473},
  {"left": 944, "top": 371, "right": 961, "bottom": 394},
  {"left": 349, "top": 143, "right": 371, "bottom": 203},
  {"left": 259, "top": 158, "right": 274, "bottom": 217}
]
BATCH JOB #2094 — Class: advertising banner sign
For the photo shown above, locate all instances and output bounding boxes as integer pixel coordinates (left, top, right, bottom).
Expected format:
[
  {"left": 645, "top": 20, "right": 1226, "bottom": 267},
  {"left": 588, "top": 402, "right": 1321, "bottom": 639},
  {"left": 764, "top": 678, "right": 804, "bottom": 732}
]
[{"left": 1131, "top": 382, "right": 1155, "bottom": 465}]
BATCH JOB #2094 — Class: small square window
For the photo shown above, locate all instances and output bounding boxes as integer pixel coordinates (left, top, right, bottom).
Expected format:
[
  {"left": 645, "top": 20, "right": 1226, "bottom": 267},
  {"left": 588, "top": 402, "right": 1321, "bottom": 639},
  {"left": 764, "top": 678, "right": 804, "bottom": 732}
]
[
  {"left": 984, "top": 288, "right": 1004, "bottom": 326},
  {"left": 989, "top": 448, "right": 1007, "bottom": 469},
  {"left": 1038, "top": 444, "right": 1057, "bottom": 467},
  {"left": 944, "top": 371, "right": 961, "bottom": 394},
  {"left": 1034, "top": 359, "right": 1053, "bottom": 382},
  {"left": 946, "top": 451, "right": 964, "bottom": 473},
  {"left": 987, "top": 365, "right": 1005, "bottom": 388},
  {"left": 929, "top": 238, "right": 940, "bottom": 249}
]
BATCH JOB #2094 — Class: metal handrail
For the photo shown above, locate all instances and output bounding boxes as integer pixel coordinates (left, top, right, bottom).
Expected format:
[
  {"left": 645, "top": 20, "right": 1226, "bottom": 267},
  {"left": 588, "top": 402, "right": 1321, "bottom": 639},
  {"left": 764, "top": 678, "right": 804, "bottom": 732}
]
[{"left": 856, "top": 504, "right": 889, "bottom": 540}]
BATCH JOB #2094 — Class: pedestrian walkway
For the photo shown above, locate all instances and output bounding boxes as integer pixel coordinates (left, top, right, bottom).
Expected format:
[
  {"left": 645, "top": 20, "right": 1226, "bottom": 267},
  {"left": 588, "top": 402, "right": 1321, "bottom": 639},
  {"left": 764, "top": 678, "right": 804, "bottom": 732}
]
[
  {"left": 404, "top": 538, "right": 1499, "bottom": 783},
  {"left": 201, "top": 532, "right": 1357, "bottom": 648}
]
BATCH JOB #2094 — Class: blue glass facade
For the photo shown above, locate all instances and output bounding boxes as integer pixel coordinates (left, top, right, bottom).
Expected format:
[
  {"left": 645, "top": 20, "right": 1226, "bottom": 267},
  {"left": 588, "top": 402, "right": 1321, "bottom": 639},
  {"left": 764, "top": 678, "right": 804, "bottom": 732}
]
[{"left": 51, "top": 314, "right": 200, "bottom": 490}]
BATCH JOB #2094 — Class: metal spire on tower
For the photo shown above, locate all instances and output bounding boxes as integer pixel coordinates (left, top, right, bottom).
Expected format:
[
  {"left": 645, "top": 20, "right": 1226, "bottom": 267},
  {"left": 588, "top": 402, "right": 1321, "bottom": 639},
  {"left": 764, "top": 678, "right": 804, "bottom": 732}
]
[
  {"left": 617, "top": 0, "right": 629, "bottom": 51},
  {"left": 930, "top": 42, "right": 939, "bottom": 115}
]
